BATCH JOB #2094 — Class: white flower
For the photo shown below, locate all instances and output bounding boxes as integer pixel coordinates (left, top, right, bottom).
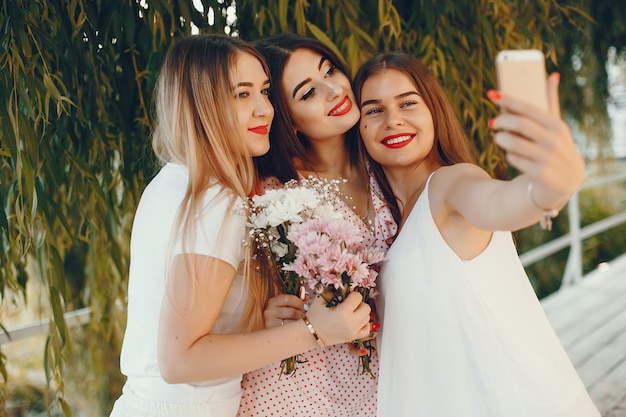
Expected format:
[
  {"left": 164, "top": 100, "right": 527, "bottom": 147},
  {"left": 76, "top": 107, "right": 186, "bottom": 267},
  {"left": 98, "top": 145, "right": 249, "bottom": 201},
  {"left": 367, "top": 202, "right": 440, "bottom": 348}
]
[
  {"left": 271, "top": 241, "right": 289, "bottom": 258},
  {"left": 283, "top": 187, "right": 320, "bottom": 210},
  {"left": 312, "top": 202, "right": 344, "bottom": 220},
  {"left": 248, "top": 211, "right": 269, "bottom": 228},
  {"left": 251, "top": 189, "right": 283, "bottom": 206},
  {"left": 263, "top": 200, "right": 302, "bottom": 226}
]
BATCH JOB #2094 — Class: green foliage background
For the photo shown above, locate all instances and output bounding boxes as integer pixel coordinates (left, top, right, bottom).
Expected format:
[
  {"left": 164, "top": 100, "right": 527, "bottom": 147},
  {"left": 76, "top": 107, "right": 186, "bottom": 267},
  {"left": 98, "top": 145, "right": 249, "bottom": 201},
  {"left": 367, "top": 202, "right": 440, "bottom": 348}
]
[{"left": 1, "top": 0, "right": 624, "bottom": 415}]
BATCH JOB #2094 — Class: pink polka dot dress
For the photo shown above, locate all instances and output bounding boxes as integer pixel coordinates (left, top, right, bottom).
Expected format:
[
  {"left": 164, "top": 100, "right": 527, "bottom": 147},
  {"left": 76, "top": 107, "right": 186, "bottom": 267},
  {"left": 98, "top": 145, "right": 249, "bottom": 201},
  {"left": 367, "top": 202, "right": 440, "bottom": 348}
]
[{"left": 238, "top": 174, "right": 397, "bottom": 417}]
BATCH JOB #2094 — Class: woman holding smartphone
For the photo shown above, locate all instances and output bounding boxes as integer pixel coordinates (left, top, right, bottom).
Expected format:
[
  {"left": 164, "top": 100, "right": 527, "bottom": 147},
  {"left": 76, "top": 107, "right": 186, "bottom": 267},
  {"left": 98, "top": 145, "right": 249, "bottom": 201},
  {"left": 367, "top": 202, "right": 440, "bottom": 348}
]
[{"left": 354, "top": 52, "right": 599, "bottom": 417}]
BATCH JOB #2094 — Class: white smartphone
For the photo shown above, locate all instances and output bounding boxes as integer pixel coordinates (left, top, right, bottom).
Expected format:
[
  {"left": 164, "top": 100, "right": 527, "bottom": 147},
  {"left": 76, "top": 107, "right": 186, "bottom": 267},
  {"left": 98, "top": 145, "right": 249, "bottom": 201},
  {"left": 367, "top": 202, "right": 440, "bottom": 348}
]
[{"left": 496, "top": 49, "right": 549, "bottom": 112}]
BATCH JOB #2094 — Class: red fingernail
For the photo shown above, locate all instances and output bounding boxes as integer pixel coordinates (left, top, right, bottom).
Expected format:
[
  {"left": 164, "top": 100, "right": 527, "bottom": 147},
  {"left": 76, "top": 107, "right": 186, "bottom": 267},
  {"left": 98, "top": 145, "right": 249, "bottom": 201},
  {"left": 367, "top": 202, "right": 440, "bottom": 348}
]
[
  {"left": 488, "top": 118, "right": 495, "bottom": 129},
  {"left": 487, "top": 90, "right": 501, "bottom": 101},
  {"left": 371, "top": 322, "right": 381, "bottom": 331},
  {"left": 359, "top": 348, "right": 368, "bottom": 355},
  {"left": 369, "top": 312, "right": 376, "bottom": 321}
]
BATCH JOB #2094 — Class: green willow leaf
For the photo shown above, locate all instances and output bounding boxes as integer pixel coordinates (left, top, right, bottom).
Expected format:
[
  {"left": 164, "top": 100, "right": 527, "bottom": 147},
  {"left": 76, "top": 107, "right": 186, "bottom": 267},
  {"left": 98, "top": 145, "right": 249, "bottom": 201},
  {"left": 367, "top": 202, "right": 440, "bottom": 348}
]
[
  {"left": 305, "top": 22, "right": 343, "bottom": 61},
  {"left": 294, "top": 0, "right": 307, "bottom": 33},
  {"left": 35, "top": 176, "right": 73, "bottom": 237},
  {"left": 278, "top": 0, "right": 289, "bottom": 31},
  {"left": 345, "top": 20, "right": 376, "bottom": 48},
  {"left": 0, "top": 199, "right": 8, "bottom": 234},
  {"left": 2, "top": 1, "right": 615, "bottom": 415},
  {"left": 49, "top": 286, "right": 68, "bottom": 346}
]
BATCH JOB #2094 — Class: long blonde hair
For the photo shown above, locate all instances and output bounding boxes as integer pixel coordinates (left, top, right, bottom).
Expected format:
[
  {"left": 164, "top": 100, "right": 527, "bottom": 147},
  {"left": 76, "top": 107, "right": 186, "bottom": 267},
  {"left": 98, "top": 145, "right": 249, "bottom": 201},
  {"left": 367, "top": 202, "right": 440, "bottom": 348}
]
[{"left": 152, "top": 34, "right": 269, "bottom": 332}]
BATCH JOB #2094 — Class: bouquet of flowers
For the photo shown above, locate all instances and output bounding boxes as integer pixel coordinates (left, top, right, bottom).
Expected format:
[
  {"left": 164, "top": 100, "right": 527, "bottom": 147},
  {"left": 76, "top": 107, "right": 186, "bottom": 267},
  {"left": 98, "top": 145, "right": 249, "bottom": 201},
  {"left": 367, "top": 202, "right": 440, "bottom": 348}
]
[
  {"left": 284, "top": 217, "right": 385, "bottom": 378},
  {"left": 245, "top": 177, "right": 344, "bottom": 376},
  {"left": 245, "top": 176, "right": 385, "bottom": 378}
]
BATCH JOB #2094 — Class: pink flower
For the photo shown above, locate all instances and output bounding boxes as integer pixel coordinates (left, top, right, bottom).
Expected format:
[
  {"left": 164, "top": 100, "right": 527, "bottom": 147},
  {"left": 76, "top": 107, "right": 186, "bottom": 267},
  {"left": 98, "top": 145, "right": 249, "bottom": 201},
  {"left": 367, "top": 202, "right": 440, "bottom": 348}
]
[
  {"left": 353, "top": 268, "right": 378, "bottom": 289},
  {"left": 319, "top": 270, "right": 343, "bottom": 289},
  {"left": 345, "top": 256, "right": 371, "bottom": 285},
  {"left": 244, "top": 176, "right": 386, "bottom": 378},
  {"left": 361, "top": 246, "right": 386, "bottom": 264},
  {"left": 285, "top": 254, "right": 315, "bottom": 280},
  {"left": 325, "top": 219, "right": 363, "bottom": 247},
  {"left": 317, "top": 244, "right": 344, "bottom": 271},
  {"left": 288, "top": 227, "right": 332, "bottom": 256}
]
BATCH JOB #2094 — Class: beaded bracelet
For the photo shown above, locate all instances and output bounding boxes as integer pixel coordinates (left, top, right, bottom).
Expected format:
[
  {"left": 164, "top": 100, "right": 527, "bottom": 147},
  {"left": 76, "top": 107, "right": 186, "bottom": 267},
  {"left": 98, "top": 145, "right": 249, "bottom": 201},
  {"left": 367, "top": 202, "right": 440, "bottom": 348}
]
[
  {"left": 302, "top": 315, "right": 325, "bottom": 347},
  {"left": 528, "top": 180, "right": 559, "bottom": 231}
]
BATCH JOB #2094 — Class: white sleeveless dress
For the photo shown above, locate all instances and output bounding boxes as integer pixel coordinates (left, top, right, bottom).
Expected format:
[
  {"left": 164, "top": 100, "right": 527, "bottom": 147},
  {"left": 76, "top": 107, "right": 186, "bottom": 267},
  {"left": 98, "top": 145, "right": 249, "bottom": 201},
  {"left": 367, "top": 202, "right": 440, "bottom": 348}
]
[{"left": 376, "top": 174, "right": 599, "bottom": 417}]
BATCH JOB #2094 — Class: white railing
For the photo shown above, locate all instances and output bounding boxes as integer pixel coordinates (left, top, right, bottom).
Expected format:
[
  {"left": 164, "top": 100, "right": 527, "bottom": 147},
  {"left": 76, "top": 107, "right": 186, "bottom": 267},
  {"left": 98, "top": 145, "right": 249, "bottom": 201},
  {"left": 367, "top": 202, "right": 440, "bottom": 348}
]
[
  {"left": 0, "top": 307, "right": 92, "bottom": 345},
  {"left": 2, "top": 173, "right": 626, "bottom": 344},
  {"left": 519, "top": 171, "right": 626, "bottom": 286}
]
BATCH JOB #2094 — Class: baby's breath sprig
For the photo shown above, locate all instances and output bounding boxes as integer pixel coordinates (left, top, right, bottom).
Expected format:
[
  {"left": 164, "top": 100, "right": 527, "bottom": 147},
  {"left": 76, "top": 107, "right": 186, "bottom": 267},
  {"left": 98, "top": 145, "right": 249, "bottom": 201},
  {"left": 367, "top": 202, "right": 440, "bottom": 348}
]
[{"left": 243, "top": 177, "right": 344, "bottom": 378}]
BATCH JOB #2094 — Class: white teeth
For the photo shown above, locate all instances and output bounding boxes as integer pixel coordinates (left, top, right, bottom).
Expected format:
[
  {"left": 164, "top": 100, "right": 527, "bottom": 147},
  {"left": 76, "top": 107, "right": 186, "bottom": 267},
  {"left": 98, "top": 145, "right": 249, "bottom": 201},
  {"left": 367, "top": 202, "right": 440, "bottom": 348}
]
[
  {"left": 384, "top": 135, "right": 411, "bottom": 145},
  {"left": 330, "top": 99, "right": 349, "bottom": 115}
]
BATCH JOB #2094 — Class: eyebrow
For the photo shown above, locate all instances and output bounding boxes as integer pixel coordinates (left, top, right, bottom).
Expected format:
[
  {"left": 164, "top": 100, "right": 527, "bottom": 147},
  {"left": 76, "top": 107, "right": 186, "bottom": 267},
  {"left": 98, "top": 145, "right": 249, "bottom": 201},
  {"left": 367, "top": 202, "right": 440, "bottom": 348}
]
[
  {"left": 291, "top": 56, "right": 328, "bottom": 98},
  {"left": 232, "top": 79, "right": 271, "bottom": 90},
  {"left": 361, "top": 91, "right": 419, "bottom": 107}
]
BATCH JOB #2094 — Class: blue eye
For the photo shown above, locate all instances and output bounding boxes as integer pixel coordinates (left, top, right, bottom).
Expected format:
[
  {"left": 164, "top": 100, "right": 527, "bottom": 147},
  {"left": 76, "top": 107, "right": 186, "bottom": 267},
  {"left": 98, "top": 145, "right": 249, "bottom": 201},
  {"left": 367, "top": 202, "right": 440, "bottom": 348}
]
[{"left": 364, "top": 108, "right": 382, "bottom": 115}]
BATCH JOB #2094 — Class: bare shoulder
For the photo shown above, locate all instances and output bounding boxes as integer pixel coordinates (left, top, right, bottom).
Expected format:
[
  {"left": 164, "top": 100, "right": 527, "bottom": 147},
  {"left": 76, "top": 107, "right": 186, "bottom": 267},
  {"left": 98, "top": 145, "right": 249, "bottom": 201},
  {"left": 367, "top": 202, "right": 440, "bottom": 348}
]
[
  {"left": 428, "top": 164, "right": 493, "bottom": 218},
  {"left": 432, "top": 163, "right": 490, "bottom": 192}
]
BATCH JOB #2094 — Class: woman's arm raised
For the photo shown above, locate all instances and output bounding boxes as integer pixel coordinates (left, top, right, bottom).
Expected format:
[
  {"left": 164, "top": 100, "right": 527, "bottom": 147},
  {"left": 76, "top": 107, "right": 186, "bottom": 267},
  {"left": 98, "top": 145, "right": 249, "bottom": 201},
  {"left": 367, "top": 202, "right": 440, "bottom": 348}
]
[{"left": 439, "top": 73, "right": 585, "bottom": 234}]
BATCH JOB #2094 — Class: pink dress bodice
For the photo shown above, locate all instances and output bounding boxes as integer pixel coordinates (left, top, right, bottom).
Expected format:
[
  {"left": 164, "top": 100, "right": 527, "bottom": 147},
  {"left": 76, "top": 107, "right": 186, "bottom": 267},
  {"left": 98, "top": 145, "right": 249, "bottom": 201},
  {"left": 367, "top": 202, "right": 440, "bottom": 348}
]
[{"left": 237, "top": 174, "right": 396, "bottom": 417}]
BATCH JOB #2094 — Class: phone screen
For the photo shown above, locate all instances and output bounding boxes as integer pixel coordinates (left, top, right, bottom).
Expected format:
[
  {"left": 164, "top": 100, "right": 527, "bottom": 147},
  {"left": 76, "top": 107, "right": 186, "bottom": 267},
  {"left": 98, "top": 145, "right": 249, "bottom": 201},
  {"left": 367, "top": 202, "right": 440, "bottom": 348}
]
[{"left": 496, "top": 49, "right": 548, "bottom": 112}]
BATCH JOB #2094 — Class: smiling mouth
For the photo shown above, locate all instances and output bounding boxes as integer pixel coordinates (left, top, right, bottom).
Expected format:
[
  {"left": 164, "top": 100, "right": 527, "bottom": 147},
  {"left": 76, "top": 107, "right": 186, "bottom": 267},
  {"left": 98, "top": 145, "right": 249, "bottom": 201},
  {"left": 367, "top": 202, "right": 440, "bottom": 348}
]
[
  {"left": 328, "top": 96, "right": 352, "bottom": 116},
  {"left": 381, "top": 134, "right": 414, "bottom": 148},
  {"left": 249, "top": 125, "right": 269, "bottom": 135}
]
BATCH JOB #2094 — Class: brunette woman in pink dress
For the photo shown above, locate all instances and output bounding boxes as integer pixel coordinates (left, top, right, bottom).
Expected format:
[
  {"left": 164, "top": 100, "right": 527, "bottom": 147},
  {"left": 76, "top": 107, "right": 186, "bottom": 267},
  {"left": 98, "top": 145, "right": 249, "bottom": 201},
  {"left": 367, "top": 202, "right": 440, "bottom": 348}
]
[{"left": 237, "top": 34, "right": 397, "bottom": 417}]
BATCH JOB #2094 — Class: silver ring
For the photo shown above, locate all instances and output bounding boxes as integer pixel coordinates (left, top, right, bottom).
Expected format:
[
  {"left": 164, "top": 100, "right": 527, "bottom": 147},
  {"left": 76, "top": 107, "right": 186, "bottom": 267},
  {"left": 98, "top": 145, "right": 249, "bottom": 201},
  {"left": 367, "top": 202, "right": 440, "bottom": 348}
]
[{"left": 281, "top": 319, "right": 284, "bottom": 326}]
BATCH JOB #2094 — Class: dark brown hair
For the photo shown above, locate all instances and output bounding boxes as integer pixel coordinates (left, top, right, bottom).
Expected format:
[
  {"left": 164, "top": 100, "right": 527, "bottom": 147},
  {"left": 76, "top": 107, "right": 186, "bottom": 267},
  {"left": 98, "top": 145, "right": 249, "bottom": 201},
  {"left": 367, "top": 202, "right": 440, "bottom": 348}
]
[
  {"left": 253, "top": 33, "right": 363, "bottom": 182},
  {"left": 353, "top": 52, "right": 477, "bottom": 225}
]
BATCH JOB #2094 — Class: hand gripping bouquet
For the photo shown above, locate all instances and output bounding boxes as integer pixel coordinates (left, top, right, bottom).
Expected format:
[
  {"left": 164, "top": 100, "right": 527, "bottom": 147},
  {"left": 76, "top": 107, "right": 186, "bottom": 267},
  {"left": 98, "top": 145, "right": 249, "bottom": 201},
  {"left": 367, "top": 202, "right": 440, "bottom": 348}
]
[
  {"left": 245, "top": 177, "right": 385, "bottom": 378},
  {"left": 284, "top": 217, "right": 385, "bottom": 378},
  {"left": 245, "top": 177, "right": 342, "bottom": 376}
]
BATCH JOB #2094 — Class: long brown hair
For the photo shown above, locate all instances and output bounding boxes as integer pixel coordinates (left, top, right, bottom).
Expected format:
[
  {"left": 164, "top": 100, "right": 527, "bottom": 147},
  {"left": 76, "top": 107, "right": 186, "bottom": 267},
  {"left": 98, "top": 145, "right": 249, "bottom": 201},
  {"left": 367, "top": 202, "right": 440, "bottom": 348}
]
[
  {"left": 353, "top": 52, "right": 477, "bottom": 225},
  {"left": 253, "top": 33, "right": 364, "bottom": 183},
  {"left": 247, "top": 34, "right": 368, "bottom": 319}
]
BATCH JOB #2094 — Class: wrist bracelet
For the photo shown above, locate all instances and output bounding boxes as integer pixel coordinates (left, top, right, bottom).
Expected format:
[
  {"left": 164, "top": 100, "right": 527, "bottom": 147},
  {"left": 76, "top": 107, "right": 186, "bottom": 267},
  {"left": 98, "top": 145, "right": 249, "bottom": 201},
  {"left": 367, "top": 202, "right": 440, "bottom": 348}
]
[
  {"left": 302, "top": 315, "right": 325, "bottom": 348},
  {"left": 528, "top": 180, "right": 559, "bottom": 231}
]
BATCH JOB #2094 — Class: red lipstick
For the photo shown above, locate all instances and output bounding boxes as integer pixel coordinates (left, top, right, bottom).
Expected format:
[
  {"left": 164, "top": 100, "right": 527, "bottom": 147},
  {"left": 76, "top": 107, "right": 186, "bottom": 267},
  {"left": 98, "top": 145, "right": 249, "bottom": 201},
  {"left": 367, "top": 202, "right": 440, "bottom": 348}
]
[
  {"left": 328, "top": 96, "right": 352, "bottom": 116},
  {"left": 249, "top": 125, "right": 269, "bottom": 135},
  {"left": 380, "top": 133, "right": 414, "bottom": 149}
]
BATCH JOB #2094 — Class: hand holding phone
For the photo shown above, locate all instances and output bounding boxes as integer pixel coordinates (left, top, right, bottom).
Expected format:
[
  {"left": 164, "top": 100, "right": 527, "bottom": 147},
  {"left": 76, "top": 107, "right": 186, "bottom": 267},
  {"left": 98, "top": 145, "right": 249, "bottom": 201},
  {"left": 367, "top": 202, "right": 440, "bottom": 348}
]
[
  {"left": 491, "top": 51, "right": 585, "bottom": 232},
  {"left": 496, "top": 49, "right": 549, "bottom": 112}
]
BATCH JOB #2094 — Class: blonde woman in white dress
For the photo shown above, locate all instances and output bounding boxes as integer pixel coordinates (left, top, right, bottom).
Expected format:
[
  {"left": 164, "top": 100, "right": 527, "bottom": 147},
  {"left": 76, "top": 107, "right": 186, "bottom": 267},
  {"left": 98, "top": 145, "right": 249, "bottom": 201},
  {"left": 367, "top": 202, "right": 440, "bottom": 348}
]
[{"left": 109, "top": 34, "right": 372, "bottom": 417}]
